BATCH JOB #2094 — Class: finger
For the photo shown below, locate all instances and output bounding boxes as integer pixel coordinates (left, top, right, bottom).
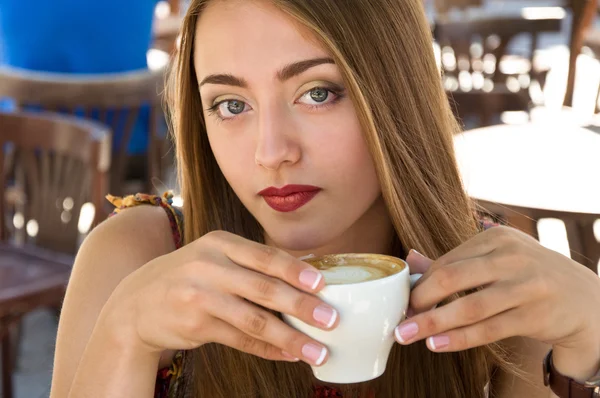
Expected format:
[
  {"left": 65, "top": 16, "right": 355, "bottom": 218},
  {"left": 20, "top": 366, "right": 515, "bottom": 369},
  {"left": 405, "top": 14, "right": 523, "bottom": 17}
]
[
  {"left": 429, "top": 226, "right": 515, "bottom": 272},
  {"left": 209, "top": 294, "right": 329, "bottom": 366},
  {"left": 207, "top": 231, "right": 325, "bottom": 293},
  {"left": 406, "top": 249, "right": 433, "bottom": 274},
  {"left": 206, "top": 317, "right": 300, "bottom": 362},
  {"left": 396, "top": 282, "right": 522, "bottom": 345},
  {"left": 226, "top": 267, "right": 339, "bottom": 330},
  {"left": 423, "top": 308, "right": 525, "bottom": 352},
  {"left": 410, "top": 256, "right": 503, "bottom": 313}
]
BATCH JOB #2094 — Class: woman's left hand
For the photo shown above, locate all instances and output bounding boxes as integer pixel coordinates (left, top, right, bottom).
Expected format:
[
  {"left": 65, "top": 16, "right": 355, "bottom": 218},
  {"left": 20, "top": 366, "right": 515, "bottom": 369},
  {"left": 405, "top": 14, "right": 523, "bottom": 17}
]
[{"left": 395, "top": 226, "right": 600, "bottom": 361}]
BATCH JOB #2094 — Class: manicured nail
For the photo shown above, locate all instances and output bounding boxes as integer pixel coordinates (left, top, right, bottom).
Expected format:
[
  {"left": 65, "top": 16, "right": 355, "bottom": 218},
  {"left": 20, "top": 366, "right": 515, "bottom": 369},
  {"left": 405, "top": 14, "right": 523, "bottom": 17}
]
[
  {"left": 313, "top": 304, "right": 338, "bottom": 328},
  {"left": 428, "top": 335, "right": 450, "bottom": 351},
  {"left": 281, "top": 350, "right": 300, "bottom": 361},
  {"left": 410, "top": 249, "right": 426, "bottom": 258},
  {"left": 298, "top": 254, "right": 316, "bottom": 260},
  {"left": 302, "top": 343, "right": 328, "bottom": 365},
  {"left": 406, "top": 307, "right": 415, "bottom": 318},
  {"left": 299, "top": 269, "right": 322, "bottom": 290},
  {"left": 395, "top": 322, "right": 419, "bottom": 343}
]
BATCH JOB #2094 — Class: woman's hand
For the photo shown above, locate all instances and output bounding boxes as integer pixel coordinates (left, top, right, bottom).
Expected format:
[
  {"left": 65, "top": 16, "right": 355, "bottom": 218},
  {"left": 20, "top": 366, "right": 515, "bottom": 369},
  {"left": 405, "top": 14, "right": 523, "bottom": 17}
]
[
  {"left": 394, "top": 226, "right": 600, "bottom": 376},
  {"left": 100, "top": 230, "right": 338, "bottom": 366}
]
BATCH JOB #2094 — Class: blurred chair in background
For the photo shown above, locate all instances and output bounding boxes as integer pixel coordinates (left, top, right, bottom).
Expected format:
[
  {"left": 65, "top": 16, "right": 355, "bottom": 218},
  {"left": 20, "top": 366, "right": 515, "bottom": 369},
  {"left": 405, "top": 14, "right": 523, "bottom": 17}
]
[
  {"left": 0, "top": 0, "right": 166, "bottom": 193},
  {"left": 0, "top": 111, "right": 111, "bottom": 398},
  {"left": 434, "top": 11, "right": 563, "bottom": 127},
  {"left": 0, "top": 66, "right": 169, "bottom": 197},
  {"left": 564, "top": 0, "right": 598, "bottom": 106}
]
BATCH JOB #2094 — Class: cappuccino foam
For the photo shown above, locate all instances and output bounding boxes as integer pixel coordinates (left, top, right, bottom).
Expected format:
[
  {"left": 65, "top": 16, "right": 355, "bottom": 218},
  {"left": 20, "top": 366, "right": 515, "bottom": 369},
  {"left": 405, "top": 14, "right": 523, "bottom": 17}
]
[
  {"left": 306, "top": 254, "right": 404, "bottom": 285},
  {"left": 320, "top": 265, "right": 389, "bottom": 284}
]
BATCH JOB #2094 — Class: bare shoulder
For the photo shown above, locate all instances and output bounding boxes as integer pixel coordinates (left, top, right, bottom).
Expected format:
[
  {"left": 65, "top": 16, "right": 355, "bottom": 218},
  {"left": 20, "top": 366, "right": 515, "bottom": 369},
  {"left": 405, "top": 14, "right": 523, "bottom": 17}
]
[
  {"left": 50, "top": 204, "right": 178, "bottom": 397},
  {"left": 80, "top": 204, "right": 177, "bottom": 267}
]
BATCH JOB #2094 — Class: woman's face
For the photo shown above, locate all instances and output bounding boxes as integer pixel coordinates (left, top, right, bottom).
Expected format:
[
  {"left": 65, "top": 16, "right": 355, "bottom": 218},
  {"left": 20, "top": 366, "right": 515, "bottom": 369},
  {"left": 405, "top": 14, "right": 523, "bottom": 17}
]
[{"left": 194, "top": 0, "right": 391, "bottom": 254}]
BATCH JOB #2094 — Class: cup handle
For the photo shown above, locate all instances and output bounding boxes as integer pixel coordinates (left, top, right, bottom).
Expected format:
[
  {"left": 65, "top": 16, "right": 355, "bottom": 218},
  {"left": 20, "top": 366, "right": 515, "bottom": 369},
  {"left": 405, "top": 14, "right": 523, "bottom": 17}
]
[{"left": 409, "top": 273, "right": 423, "bottom": 289}]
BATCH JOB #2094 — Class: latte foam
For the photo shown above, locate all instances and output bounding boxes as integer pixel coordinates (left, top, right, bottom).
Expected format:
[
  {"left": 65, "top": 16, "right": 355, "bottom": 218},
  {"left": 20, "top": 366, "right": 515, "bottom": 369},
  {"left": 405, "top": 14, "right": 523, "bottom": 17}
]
[
  {"left": 320, "top": 265, "right": 389, "bottom": 285},
  {"left": 305, "top": 254, "right": 404, "bottom": 285}
]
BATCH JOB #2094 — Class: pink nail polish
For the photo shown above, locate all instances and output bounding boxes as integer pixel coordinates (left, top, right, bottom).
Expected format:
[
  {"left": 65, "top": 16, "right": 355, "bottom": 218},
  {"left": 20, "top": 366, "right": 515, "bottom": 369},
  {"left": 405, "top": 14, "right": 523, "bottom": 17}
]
[
  {"left": 428, "top": 335, "right": 450, "bottom": 351},
  {"left": 313, "top": 304, "right": 338, "bottom": 328},
  {"left": 395, "top": 322, "right": 418, "bottom": 343},
  {"left": 302, "top": 343, "right": 327, "bottom": 365},
  {"left": 281, "top": 351, "right": 300, "bottom": 361},
  {"left": 299, "top": 269, "right": 322, "bottom": 290}
]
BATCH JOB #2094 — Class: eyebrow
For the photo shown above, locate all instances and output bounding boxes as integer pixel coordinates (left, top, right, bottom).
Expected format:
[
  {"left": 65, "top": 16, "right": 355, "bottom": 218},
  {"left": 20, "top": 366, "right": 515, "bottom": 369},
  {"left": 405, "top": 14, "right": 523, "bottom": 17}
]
[{"left": 198, "top": 57, "right": 335, "bottom": 88}]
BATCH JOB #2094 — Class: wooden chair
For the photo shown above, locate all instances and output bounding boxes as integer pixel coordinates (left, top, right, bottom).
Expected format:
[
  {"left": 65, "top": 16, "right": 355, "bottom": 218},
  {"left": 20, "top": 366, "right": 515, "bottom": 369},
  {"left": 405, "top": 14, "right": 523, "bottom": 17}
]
[
  {"left": 563, "top": 0, "right": 598, "bottom": 107},
  {"left": 153, "top": 0, "right": 183, "bottom": 53},
  {"left": 0, "top": 65, "right": 167, "bottom": 197},
  {"left": 476, "top": 200, "right": 600, "bottom": 274},
  {"left": 434, "top": 14, "right": 562, "bottom": 126},
  {"left": 0, "top": 111, "right": 111, "bottom": 398}
]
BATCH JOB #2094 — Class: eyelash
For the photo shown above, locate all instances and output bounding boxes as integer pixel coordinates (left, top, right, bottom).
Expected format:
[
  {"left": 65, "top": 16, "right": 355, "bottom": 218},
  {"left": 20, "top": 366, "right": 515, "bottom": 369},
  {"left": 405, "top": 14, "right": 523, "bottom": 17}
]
[{"left": 206, "top": 85, "right": 345, "bottom": 122}]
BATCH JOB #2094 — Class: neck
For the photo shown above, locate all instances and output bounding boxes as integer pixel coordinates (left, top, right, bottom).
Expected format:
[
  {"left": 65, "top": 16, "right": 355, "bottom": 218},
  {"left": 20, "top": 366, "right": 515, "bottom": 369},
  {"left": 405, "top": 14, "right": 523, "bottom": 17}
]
[{"left": 267, "top": 195, "right": 396, "bottom": 258}]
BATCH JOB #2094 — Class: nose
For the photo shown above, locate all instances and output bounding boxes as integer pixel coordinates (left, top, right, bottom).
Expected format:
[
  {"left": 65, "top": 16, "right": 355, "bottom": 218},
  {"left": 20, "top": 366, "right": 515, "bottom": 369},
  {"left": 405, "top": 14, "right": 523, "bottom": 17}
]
[{"left": 254, "top": 106, "right": 301, "bottom": 171}]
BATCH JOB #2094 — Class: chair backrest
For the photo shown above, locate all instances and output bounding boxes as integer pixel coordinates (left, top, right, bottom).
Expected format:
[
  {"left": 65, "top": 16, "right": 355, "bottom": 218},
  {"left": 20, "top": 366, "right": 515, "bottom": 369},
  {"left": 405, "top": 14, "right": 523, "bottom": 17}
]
[
  {"left": 434, "top": 14, "right": 561, "bottom": 89},
  {"left": 0, "top": 111, "right": 111, "bottom": 254},
  {"left": 0, "top": 66, "right": 165, "bottom": 196}
]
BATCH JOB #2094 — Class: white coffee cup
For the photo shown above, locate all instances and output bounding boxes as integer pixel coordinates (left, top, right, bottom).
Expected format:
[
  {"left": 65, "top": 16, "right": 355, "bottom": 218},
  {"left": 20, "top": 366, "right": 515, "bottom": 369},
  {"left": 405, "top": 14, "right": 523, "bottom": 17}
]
[{"left": 283, "top": 253, "right": 422, "bottom": 384}]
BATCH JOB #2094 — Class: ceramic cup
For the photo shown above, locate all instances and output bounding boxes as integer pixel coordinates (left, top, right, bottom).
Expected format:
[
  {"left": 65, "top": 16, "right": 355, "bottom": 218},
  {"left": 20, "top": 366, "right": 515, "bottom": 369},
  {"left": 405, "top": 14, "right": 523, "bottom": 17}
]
[{"left": 283, "top": 253, "right": 421, "bottom": 383}]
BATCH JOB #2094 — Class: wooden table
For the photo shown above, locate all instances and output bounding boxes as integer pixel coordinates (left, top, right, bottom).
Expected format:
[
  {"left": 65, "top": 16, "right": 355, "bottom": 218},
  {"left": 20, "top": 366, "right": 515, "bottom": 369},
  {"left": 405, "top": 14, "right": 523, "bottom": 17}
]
[
  {"left": 454, "top": 122, "right": 600, "bottom": 272},
  {"left": 0, "top": 243, "right": 72, "bottom": 398}
]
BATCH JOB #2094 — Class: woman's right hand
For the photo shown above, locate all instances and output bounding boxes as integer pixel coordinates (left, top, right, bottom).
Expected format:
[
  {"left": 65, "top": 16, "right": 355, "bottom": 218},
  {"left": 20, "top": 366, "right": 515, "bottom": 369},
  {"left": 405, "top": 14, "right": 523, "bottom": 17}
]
[{"left": 100, "top": 230, "right": 338, "bottom": 366}]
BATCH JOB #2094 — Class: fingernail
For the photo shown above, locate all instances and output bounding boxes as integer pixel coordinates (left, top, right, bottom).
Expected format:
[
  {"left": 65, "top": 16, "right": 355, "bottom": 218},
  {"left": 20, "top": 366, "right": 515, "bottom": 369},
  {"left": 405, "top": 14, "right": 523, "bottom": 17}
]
[
  {"left": 298, "top": 254, "right": 316, "bottom": 261},
  {"left": 281, "top": 350, "right": 300, "bottom": 361},
  {"left": 428, "top": 335, "right": 450, "bottom": 351},
  {"left": 395, "top": 322, "right": 419, "bottom": 343},
  {"left": 299, "top": 269, "right": 322, "bottom": 290},
  {"left": 406, "top": 307, "right": 415, "bottom": 318},
  {"left": 313, "top": 304, "right": 338, "bottom": 328},
  {"left": 302, "top": 343, "right": 328, "bottom": 365},
  {"left": 410, "top": 249, "right": 426, "bottom": 258}
]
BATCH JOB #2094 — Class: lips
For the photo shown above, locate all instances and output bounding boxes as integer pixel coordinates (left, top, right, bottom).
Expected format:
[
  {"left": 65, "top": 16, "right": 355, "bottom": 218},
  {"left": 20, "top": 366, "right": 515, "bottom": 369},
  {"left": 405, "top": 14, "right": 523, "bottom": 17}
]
[{"left": 258, "top": 185, "right": 321, "bottom": 212}]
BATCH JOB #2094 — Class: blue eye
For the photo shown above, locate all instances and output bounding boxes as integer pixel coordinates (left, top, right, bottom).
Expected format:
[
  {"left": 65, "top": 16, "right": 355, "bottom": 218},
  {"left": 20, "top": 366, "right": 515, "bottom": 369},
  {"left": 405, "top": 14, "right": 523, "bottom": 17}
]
[
  {"left": 207, "top": 99, "right": 251, "bottom": 120},
  {"left": 298, "top": 87, "right": 337, "bottom": 106}
]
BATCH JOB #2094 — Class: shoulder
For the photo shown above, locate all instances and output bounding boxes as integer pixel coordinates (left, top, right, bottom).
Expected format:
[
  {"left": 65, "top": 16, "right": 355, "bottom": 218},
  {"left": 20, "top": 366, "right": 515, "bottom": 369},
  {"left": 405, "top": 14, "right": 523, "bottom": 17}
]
[
  {"left": 69, "top": 197, "right": 179, "bottom": 301},
  {"left": 51, "top": 198, "right": 180, "bottom": 396}
]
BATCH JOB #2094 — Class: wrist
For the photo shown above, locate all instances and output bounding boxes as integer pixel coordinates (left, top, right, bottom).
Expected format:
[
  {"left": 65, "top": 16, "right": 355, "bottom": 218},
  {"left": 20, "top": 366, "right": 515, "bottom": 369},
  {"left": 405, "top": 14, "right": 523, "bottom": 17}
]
[{"left": 553, "top": 339, "right": 600, "bottom": 382}]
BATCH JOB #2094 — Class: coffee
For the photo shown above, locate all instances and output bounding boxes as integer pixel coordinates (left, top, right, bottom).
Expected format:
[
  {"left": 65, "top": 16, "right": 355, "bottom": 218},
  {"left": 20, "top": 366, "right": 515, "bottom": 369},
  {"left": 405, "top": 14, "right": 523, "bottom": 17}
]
[{"left": 305, "top": 254, "right": 404, "bottom": 285}]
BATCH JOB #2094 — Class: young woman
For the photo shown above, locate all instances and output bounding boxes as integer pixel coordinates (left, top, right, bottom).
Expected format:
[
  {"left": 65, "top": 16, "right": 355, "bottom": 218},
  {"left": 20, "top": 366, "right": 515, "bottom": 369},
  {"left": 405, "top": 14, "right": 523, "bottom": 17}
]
[{"left": 49, "top": 0, "right": 600, "bottom": 397}]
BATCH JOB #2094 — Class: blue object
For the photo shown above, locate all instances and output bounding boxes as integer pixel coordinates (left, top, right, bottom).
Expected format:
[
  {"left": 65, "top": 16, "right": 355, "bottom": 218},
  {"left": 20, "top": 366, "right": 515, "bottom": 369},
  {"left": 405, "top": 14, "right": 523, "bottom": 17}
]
[{"left": 0, "top": 0, "right": 160, "bottom": 155}]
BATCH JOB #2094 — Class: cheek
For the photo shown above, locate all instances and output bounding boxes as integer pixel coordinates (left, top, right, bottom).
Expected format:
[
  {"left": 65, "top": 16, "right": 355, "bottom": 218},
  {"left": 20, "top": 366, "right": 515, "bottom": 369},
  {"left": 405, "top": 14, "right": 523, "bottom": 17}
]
[
  {"left": 311, "top": 105, "right": 380, "bottom": 196},
  {"left": 206, "top": 128, "right": 256, "bottom": 194}
]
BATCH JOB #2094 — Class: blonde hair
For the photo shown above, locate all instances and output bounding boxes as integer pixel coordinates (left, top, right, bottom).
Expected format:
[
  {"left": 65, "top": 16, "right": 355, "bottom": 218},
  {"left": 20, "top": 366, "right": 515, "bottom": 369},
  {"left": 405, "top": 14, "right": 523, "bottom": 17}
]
[{"left": 166, "top": 0, "right": 509, "bottom": 396}]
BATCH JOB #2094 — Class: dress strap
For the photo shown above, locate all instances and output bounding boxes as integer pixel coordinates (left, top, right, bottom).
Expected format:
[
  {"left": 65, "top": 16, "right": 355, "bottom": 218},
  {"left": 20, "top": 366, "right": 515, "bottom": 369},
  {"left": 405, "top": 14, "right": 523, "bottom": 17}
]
[{"left": 106, "top": 191, "right": 184, "bottom": 249}]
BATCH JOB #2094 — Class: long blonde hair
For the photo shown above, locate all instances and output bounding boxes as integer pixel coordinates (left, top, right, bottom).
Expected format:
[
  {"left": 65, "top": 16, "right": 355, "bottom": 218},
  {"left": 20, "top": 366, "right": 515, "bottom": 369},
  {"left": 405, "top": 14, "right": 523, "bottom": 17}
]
[{"left": 166, "top": 0, "right": 508, "bottom": 396}]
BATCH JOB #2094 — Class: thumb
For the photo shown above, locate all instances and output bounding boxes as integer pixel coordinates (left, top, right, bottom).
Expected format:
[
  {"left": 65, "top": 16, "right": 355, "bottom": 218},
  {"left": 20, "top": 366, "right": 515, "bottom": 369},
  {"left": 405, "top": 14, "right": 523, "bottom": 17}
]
[{"left": 406, "top": 249, "right": 433, "bottom": 274}]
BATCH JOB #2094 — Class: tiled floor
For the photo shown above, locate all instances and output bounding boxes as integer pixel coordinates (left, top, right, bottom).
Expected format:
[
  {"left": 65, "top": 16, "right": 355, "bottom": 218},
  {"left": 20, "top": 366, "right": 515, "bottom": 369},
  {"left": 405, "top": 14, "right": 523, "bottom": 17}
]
[{"left": 5, "top": 310, "right": 57, "bottom": 398}]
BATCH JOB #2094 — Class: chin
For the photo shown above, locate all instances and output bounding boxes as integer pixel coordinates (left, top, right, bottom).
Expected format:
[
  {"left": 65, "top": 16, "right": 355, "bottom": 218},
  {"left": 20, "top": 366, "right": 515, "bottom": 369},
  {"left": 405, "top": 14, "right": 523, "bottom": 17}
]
[{"left": 263, "top": 223, "right": 333, "bottom": 252}]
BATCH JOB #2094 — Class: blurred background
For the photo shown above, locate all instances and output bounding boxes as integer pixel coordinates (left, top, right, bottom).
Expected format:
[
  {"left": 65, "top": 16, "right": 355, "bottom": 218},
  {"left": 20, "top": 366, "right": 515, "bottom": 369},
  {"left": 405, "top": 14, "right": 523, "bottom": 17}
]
[{"left": 0, "top": 0, "right": 598, "bottom": 396}]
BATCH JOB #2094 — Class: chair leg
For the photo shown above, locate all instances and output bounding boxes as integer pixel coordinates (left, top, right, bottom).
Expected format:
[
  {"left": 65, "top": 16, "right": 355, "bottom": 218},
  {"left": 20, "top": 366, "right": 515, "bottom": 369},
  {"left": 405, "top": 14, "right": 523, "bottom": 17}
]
[
  {"left": 10, "top": 321, "right": 23, "bottom": 372},
  {"left": 2, "top": 324, "right": 14, "bottom": 398}
]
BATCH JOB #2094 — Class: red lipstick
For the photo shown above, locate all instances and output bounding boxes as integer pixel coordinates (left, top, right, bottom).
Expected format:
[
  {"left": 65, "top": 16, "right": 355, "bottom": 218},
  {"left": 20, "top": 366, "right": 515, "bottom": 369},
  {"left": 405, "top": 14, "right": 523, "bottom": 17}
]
[{"left": 258, "top": 185, "right": 321, "bottom": 212}]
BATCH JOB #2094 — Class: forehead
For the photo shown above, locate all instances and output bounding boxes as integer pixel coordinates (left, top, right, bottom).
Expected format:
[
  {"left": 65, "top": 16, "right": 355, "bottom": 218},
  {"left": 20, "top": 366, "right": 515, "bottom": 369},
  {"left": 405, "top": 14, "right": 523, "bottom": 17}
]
[{"left": 193, "top": 0, "right": 330, "bottom": 77}]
